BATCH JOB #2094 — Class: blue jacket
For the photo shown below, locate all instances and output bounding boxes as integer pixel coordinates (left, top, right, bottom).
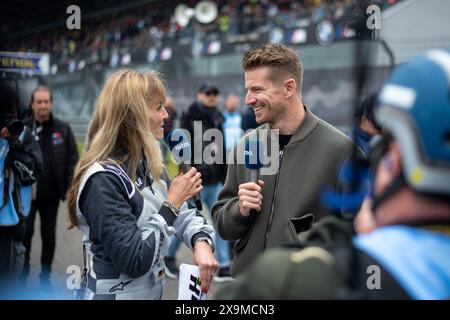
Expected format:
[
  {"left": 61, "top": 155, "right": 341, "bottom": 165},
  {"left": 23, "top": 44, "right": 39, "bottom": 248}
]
[{"left": 1, "top": 126, "right": 42, "bottom": 226}]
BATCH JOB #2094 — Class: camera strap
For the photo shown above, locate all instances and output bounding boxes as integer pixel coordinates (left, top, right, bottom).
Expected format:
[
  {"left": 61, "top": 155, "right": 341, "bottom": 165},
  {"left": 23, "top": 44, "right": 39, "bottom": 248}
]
[{"left": 1, "top": 153, "right": 11, "bottom": 209}]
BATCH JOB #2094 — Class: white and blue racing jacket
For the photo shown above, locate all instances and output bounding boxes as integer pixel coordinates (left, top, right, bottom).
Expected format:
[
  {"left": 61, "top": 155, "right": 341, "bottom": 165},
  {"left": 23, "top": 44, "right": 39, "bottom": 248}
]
[{"left": 76, "top": 158, "right": 214, "bottom": 300}]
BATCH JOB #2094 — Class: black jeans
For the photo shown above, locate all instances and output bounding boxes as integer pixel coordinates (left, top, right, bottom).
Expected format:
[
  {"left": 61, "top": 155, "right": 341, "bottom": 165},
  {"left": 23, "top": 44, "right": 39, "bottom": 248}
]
[{"left": 22, "top": 197, "right": 60, "bottom": 281}]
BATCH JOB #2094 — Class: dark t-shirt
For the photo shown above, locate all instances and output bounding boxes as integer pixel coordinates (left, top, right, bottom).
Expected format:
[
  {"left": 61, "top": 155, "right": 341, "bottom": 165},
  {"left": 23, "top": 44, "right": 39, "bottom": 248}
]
[{"left": 279, "top": 134, "right": 292, "bottom": 157}]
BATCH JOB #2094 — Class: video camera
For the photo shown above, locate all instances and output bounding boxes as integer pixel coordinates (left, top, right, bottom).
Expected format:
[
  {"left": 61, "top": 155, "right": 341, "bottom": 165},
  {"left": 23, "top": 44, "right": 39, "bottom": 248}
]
[{"left": 0, "top": 113, "right": 24, "bottom": 136}]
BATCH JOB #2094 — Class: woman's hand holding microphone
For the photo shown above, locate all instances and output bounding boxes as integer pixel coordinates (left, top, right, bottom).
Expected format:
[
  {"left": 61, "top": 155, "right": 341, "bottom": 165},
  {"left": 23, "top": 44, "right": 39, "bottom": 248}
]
[
  {"left": 167, "top": 167, "right": 202, "bottom": 209},
  {"left": 166, "top": 167, "right": 218, "bottom": 293}
]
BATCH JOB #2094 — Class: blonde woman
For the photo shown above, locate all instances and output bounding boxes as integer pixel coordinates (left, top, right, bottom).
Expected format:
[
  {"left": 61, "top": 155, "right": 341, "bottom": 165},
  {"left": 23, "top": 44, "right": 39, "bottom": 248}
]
[{"left": 67, "top": 70, "right": 217, "bottom": 300}]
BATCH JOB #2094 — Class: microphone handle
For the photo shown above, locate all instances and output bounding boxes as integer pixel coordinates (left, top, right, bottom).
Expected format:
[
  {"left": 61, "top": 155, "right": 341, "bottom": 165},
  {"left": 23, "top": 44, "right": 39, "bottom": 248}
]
[
  {"left": 180, "top": 163, "right": 203, "bottom": 211},
  {"left": 249, "top": 169, "right": 259, "bottom": 217},
  {"left": 194, "top": 197, "right": 203, "bottom": 211},
  {"left": 249, "top": 169, "right": 259, "bottom": 183}
]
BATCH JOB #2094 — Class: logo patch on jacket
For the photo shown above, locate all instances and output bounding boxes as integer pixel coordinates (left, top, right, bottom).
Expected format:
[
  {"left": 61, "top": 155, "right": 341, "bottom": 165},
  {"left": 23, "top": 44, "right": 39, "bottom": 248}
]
[
  {"left": 136, "top": 177, "right": 143, "bottom": 189},
  {"left": 109, "top": 280, "right": 133, "bottom": 293},
  {"left": 52, "top": 132, "right": 64, "bottom": 145},
  {"left": 102, "top": 163, "right": 135, "bottom": 199}
]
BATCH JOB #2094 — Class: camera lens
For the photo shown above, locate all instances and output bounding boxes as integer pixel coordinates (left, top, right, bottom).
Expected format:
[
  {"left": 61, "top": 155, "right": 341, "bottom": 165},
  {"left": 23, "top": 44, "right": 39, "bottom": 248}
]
[{"left": 6, "top": 119, "right": 24, "bottom": 136}]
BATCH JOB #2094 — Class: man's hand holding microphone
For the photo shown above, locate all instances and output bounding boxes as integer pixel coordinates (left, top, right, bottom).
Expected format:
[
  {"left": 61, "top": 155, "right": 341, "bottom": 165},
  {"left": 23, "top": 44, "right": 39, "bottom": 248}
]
[
  {"left": 238, "top": 180, "right": 265, "bottom": 217},
  {"left": 239, "top": 138, "right": 265, "bottom": 217}
]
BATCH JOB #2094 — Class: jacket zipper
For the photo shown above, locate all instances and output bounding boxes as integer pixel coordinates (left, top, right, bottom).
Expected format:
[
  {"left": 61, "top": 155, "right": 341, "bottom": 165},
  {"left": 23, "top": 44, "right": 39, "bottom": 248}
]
[{"left": 263, "top": 145, "right": 286, "bottom": 250}]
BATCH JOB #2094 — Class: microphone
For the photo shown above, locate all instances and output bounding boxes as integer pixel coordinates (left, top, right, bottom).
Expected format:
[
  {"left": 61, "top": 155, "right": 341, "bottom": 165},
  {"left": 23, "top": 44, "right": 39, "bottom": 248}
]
[
  {"left": 167, "top": 129, "right": 203, "bottom": 211},
  {"left": 244, "top": 138, "right": 265, "bottom": 216}
]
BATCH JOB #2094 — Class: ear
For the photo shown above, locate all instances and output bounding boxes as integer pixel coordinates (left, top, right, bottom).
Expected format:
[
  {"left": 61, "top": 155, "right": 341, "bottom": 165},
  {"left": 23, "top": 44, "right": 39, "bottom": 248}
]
[{"left": 283, "top": 78, "right": 296, "bottom": 99}]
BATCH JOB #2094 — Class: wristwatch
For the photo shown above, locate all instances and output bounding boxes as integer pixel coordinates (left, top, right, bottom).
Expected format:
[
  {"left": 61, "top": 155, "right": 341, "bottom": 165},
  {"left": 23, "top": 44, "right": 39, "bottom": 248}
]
[
  {"left": 195, "top": 236, "right": 215, "bottom": 252},
  {"left": 162, "top": 200, "right": 180, "bottom": 216}
]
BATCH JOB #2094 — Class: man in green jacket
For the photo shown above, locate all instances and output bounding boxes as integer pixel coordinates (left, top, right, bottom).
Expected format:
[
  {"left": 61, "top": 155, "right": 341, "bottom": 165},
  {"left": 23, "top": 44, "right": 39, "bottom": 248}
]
[
  {"left": 215, "top": 49, "right": 450, "bottom": 299},
  {"left": 212, "top": 43, "right": 355, "bottom": 276}
]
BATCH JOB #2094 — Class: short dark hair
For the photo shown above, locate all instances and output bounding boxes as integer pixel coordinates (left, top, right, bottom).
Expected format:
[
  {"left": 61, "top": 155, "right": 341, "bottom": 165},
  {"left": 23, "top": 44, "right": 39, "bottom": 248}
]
[
  {"left": 31, "top": 85, "right": 53, "bottom": 103},
  {"left": 242, "top": 43, "right": 303, "bottom": 92}
]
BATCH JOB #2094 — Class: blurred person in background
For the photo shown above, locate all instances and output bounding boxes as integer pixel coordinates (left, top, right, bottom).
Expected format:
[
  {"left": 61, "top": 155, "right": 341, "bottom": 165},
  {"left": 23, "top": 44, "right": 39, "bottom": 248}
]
[
  {"left": 223, "top": 94, "right": 243, "bottom": 157},
  {"left": 162, "top": 96, "right": 183, "bottom": 279},
  {"left": 163, "top": 96, "right": 178, "bottom": 146},
  {"left": 334, "top": 93, "right": 384, "bottom": 218},
  {"left": 21, "top": 86, "right": 79, "bottom": 288},
  {"left": 67, "top": 69, "right": 217, "bottom": 299},
  {"left": 352, "top": 93, "right": 382, "bottom": 156},
  {"left": 241, "top": 104, "right": 259, "bottom": 133},
  {"left": 0, "top": 83, "right": 42, "bottom": 293},
  {"left": 181, "top": 84, "right": 232, "bottom": 281},
  {"left": 342, "top": 93, "right": 383, "bottom": 229},
  {"left": 161, "top": 96, "right": 180, "bottom": 173},
  {"left": 222, "top": 93, "right": 243, "bottom": 259}
]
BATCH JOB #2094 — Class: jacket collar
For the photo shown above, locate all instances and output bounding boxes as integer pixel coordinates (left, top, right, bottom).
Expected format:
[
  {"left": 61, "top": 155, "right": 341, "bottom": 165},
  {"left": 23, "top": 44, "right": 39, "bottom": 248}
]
[
  {"left": 289, "top": 105, "right": 319, "bottom": 144},
  {"left": 32, "top": 112, "right": 54, "bottom": 127}
]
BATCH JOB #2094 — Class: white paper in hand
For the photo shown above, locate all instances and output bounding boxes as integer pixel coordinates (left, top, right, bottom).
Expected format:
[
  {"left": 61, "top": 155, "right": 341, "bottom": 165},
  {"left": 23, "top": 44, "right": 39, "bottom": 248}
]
[{"left": 178, "top": 263, "right": 207, "bottom": 300}]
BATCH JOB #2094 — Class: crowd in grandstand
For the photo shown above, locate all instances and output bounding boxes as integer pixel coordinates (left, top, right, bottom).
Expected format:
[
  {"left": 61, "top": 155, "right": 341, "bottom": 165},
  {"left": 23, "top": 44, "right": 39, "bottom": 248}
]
[{"left": 4, "top": 0, "right": 399, "bottom": 65}]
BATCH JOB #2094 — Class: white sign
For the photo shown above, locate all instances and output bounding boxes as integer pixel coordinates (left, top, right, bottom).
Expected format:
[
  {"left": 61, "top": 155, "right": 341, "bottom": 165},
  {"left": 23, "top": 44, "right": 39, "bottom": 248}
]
[{"left": 178, "top": 263, "right": 207, "bottom": 300}]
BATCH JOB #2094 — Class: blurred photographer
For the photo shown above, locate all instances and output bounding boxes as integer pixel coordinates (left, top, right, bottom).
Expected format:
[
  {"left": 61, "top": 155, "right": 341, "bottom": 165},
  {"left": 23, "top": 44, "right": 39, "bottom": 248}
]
[{"left": 0, "top": 83, "right": 42, "bottom": 290}]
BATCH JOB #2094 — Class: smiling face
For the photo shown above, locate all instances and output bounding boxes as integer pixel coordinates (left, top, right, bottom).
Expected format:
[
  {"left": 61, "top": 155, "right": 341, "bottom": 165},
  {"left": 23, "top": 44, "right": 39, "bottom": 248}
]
[
  {"left": 148, "top": 96, "right": 168, "bottom": 140},
  {"left": 244, "top": 67, "right": 287, "bottom": 127}
]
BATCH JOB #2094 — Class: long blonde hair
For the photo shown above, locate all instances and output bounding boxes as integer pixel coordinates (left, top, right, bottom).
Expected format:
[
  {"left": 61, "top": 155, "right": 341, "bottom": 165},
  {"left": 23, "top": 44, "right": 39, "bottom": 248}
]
[{"left": 67, "top": 69, "right": 165, "bottom": 228}]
